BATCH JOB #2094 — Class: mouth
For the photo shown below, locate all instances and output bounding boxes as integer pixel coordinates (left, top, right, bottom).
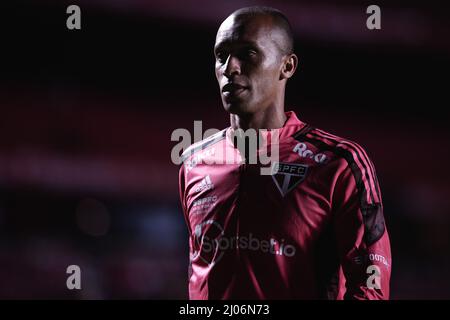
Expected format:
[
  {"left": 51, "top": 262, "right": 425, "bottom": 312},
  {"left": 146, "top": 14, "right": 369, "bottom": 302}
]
[{"left": 222, "top": 83, "right": 248, "bottom": 99}]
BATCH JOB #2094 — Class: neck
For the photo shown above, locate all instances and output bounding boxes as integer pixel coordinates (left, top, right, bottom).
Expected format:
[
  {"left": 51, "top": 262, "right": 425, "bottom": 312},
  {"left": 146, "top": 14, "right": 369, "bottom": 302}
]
[{"left": 230, "top": 103, "right": 287, "bottom": 131}]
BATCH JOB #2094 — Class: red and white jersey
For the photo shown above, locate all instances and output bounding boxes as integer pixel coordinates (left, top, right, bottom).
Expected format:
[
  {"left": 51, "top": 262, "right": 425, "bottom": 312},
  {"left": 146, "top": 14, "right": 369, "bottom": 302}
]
[{"left": 178, "top": 111, "right": 391, "bottom": 300}]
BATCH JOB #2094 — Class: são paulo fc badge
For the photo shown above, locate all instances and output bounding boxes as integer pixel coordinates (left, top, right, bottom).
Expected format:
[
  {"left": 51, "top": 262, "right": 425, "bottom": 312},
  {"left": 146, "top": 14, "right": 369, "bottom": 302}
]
[{"left": 271, "top": 162, "right": 309, "bottom": 197}]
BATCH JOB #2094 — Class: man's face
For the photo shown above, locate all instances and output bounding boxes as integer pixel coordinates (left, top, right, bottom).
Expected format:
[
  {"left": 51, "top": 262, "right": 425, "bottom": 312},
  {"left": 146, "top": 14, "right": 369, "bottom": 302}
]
[{"left": 214, "top": 15, "right": 285, "bottom": 115}]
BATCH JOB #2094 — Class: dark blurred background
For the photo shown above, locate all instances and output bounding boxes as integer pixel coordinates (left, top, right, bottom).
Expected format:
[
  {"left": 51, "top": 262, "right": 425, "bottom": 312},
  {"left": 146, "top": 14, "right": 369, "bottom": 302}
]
[{"left": 1, "top": 0, "right": 450, "bottom": 299}]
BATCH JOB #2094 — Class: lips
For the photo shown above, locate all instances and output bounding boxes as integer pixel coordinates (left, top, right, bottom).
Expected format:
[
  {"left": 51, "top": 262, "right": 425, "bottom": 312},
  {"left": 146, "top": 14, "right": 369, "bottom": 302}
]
[
  {"left": 222, "top": 82, "right": 246, "bottom": 92},
  {"left": 222, "top": 83, "right": 248, "bottom": 99}
]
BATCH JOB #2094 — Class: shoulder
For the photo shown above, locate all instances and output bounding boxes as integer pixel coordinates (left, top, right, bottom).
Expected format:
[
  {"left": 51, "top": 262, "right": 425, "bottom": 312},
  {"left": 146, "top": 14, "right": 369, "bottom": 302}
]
[
  {"left": 180, "top": 128, "right": 228, "bottom": 163},
  {"left": 293, "top": 125, "right": 376, "bottom": 169},
  {"left": 295, "top": 125, "right": 383, "bottom": 205}
]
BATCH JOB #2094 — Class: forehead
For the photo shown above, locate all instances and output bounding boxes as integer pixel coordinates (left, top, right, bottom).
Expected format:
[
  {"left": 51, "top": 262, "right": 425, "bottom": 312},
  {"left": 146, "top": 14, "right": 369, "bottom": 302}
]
[{"left": 215, "top": 14, "right": 276, "bottom": 48}]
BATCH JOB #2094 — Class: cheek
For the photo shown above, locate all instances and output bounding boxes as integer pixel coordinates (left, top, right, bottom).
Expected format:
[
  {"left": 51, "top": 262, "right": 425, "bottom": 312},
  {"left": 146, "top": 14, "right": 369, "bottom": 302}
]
[
  {"left": 254, "top": 69, "right": 278, "bottom": 93},
  {"left": 215, "top": 69, "right": 220, "bottom": 82},
  {"left": 257, "top": 60, "right": 279, "bottom": 78},
  {"left": 215, "top": 65, "right": 224, "bottom": 81}
]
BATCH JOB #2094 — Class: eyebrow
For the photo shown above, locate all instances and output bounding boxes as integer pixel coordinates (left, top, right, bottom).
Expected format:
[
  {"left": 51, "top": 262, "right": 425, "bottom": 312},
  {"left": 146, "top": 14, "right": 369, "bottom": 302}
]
[{"left": 214, "top": 40, "right": 259, "bottom": 53}]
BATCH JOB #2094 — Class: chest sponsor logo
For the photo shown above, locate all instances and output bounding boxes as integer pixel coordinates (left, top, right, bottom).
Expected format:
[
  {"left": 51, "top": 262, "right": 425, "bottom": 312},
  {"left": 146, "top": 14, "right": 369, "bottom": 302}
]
[
  {"left": 271, "top": 162, "right": 308, "bottom": 197},
  {"left": 293, "top": 143, "right": 327, "bottom": 164},
  {"left": 191, "top": 219, "right": 296, "bottom": 267}
]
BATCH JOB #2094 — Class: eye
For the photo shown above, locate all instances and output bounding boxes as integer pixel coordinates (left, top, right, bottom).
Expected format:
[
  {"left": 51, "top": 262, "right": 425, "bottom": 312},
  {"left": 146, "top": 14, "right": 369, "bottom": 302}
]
[
  {"left": 215, "top": 51, "right": 228, "bottom": 64},
  {"left": 246, "top": 49, "right": 257, "bottom": 57},
  {"left": 239, "top": 48, "right": 257, "bottom": 60}
]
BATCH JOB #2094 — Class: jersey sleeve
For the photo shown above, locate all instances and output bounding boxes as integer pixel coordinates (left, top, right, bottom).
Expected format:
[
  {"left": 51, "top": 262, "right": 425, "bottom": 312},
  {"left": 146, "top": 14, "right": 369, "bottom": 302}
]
[
  {"left": 178, "top": 164, "right": 192, "bottom": 236},
  {"left": 332, "top": 152, "right": 392, "bottom": 300},
  {"left": 179, "top": 164, "right": 195, "bottom": 282}
]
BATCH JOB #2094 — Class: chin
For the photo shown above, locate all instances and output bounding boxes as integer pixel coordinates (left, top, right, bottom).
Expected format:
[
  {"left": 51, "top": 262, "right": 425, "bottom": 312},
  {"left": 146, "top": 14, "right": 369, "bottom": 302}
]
[{"left": 222, "top": 100, "right": 253, "bottom": 115}]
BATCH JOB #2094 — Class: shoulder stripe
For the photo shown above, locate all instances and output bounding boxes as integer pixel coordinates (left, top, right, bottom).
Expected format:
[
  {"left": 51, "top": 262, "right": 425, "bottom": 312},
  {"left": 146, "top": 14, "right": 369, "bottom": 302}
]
[
  {"left": 180, "top": 129, "right": 227, "bottom": 163},
  {"left": 313, "top": 129, "right": 381, "bottom": 204},
  {"left": 306, "top": 133, "right": 374, "bottom": 206},
  {"left": 307, "top": 131, "right": 378, "bottom": 206},
  {"left": 316, "top": 129, "right": 377, "bottom": 178},
  {"left": 294, "top": 130, "right": 380, "bottom": 207},
  {"left": 293, "top": 124, "right": 315, "bottom": 138},
  {"left": 295, "top": 129, "right": 385, "bottom": 245}
]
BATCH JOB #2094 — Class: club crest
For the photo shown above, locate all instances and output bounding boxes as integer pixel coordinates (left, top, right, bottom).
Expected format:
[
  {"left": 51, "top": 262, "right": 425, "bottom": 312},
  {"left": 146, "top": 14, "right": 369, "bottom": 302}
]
[{"left": 271, "top": 162, "right": 309, "bottom": 196}]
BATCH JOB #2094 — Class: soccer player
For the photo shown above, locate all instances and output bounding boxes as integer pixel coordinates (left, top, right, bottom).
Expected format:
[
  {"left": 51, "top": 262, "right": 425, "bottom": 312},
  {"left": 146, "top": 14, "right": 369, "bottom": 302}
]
[{"left": 178, "top": 6, "right": 391, "bottom": 299}]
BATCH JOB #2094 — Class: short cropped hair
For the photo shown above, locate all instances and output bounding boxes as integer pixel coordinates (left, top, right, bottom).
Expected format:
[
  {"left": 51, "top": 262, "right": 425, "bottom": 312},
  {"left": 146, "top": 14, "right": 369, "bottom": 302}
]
[{"left": 231, "top": 6, "right": 294, "bottom": 55}]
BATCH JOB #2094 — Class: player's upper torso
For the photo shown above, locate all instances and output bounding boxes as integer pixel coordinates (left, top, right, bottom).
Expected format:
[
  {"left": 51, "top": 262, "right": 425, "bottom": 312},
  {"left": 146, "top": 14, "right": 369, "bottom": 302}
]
[{"left": 179, "top": 111, "right": 390, "bottom": 299}]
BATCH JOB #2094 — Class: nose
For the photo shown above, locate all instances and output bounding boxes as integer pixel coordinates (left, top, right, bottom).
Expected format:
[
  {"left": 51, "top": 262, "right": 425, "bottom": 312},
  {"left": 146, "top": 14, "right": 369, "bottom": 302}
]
[{"left": 223, "top": 55, "right": 241, "bottom": 79}]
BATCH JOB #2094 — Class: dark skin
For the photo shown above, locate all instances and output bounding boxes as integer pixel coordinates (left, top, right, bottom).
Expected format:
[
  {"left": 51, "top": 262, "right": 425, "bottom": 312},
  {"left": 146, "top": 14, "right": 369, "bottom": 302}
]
[{"left": 214, "top": 13, "right": 298, "bottom": 131}]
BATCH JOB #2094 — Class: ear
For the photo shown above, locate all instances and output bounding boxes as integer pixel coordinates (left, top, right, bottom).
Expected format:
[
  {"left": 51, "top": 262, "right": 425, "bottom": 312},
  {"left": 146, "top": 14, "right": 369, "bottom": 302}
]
[{"left": 280, "top": 53, "right": 298, "bottom": 80}]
